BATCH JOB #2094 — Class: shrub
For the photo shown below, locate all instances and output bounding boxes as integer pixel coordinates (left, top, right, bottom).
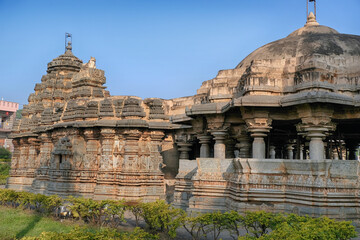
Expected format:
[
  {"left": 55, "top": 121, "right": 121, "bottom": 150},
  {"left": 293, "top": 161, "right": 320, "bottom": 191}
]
[
  {"left": 0, "top": 147, "right": 11, "bottom": 159},
  {"left": 20, "top": 227, "right": 159, "bottom": 240},
  {"left": 0, "top": 158, "right": 11, "bottom": 162},
  {"left": 101, "top": 200, "right": 127, "bottom": 228},
  {"left": 184, "top": 211, "right": 242, "bottom": 240},
  {"left": 140, "top": 200, "right": 186, "bottom": 239},
  {"left": 124, "top": 200, "right": 142, "bottom": 226},
  {"left": 239, "top": 211, "right": 285, "bottom": 238},
  {"left": 66, "top": 196, "right": 127, "bottom": 227},
  {"left": 259, "top": 215, "right": 357, "bottom": 240},
  {"left": 0, "top": 189, "right": 356, "bottom": 240},
  {"left": 0, "top": 188, "right": 19, "bottom": 207},
  {"left": 239, "top": 213, "right": 357, "bottom": 240},
  {"left": 0, "top": 163, "right": 10, "bottom": 184}
]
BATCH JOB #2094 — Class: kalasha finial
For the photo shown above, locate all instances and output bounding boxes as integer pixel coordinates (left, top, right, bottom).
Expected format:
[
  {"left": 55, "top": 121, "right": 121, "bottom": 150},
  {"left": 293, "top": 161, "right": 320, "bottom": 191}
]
[
  {"left": 305, "top": 12, "right": 319, "bottom": 26},
  {"left": 65, "top": 32, "right": 72, "bottom": 52},
  {"left": 66, "top": 41, "right": 72, "bottom": 51}
]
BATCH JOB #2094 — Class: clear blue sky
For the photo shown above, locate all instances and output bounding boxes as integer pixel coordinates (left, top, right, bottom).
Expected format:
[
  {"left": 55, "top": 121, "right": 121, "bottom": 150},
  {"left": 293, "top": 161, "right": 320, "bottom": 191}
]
[{"left": 0, "top": 0, "right": 359, "bottom": 107}]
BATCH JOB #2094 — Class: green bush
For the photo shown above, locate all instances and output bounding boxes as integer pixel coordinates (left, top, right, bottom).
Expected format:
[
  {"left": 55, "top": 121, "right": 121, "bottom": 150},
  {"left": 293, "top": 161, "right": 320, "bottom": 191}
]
[
  {"left": 140, "top": 200, "right": 186, "bottom": 239},
  {"left": 0, "top": 147, "right": 11, "bottom": 159},
  {"left": 239, "top": 211, "right": 285, "bottom": 238},
  {"left": 66, "top": 196, "right": 127, "bottom": 227},
  {"left": 239, "top": 213, "right": 357, "bottom": 240},
  {"left": 0, "top": 189, "right": 356, "bottom": 240},
  {"left": 124, "top": 200, "right": 142, "bottom": 226},
  {"left": 0, "top": 158, "right": 11, "bottom": 162},
  {"left": 184, "top": 211, "right": 242, "bottom": 240},
  {"left": 0, "top": 163, "right": 10, "bottom": 184},
  {"left": 20, "top": 227, "right": 159, "bottom": 240}
]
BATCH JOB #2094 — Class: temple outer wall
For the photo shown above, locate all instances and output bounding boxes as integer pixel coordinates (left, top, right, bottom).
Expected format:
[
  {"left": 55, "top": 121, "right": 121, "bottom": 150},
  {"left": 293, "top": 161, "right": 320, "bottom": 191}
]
[{"left": 174, "top": 158, "right": 360, "bottom": 225}]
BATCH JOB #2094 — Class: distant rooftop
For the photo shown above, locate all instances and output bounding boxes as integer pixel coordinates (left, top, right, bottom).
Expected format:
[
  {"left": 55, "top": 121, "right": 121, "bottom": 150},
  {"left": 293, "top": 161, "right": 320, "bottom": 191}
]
[{"left": 0, "top": 100, "right": 19, "bottom": 112}]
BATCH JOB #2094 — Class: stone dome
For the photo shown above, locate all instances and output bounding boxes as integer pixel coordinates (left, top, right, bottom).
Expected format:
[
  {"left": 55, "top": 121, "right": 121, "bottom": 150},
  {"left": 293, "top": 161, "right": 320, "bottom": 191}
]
[
  {"left": 47, "top": 42, "right": 83, "bottom": 73},
  {"left": 233, "top": 13, "right": 360, "bottom": 96},
  {"left": 236, "top": 14, "right": 360, "bottom": 70},
  {"left": 196, "top": 13, "right": 360, "bottom": 101}
]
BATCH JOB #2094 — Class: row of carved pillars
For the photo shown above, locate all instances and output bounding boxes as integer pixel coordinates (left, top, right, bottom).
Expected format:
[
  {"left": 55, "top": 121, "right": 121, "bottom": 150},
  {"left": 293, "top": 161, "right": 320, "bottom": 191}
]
[
  {"left": 177, "top": 129, "right": 251, "bottom": 160},
  {"left": 176, "top": 120, "right": 359, "bottom": 161}
]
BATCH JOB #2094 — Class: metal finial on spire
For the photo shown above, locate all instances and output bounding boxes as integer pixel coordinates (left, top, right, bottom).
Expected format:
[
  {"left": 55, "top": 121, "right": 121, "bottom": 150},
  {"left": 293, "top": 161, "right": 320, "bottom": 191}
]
[
  {"left": 307, "top": 0, "right": 317, "bottom": 20},
  {"left": 65, "top": 33, "right": 72, "bottom": 52}
]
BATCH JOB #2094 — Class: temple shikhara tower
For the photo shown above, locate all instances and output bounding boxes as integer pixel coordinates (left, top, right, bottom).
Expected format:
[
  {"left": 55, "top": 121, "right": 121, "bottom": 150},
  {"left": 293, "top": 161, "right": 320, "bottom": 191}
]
[{"left": 7, "top": 5, "right": 360, "bottom": 223}]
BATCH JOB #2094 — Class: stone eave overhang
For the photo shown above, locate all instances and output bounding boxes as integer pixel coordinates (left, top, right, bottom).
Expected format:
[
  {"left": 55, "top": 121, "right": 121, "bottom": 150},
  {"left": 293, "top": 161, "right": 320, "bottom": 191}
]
[
  {"left": 185, "top": 102, "right": 229, "bottom": 116},
  {"left": 283, "top": 81, "right": 360, "bottom": 94},
  {"left": 170, "top": 114, "right": 193, "bottom": 123},
  {"left": 280, "top": 91, "right": 356, "bottom": 107},
  {"left": 232, "top": 95, "right": 281, "bottom": 107},
  {"left": 10, "top": 119, "right": 186, "bottom": 138},
  {"left": 47, "top": 119, "right": 184, "bottom": 130},
  {"left": 224, "top": 90, "right": 358, "bottom": 109},
  {"left": 9, "top": 132, "right": 38, "bottom": 139}
]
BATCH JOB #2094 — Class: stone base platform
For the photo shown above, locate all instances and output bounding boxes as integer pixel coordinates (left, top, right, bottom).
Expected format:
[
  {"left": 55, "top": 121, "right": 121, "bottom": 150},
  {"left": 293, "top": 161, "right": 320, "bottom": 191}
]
[{"left": 174, "top": 158, "right": 360, "bottom": 224}]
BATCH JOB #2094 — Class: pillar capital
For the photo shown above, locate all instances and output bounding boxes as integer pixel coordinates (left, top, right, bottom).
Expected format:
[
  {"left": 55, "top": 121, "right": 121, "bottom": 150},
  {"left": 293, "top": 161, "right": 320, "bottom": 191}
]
[
  {"left": 176, "top": 141, "right": 193, "bottom": 160},
  {"left": 211, "top": 130, "right": 227, "bottom": 142},
  {"left": 83, "top": 129, "right": 99, "bottom": 140},
  {"left": 206, "top": 115, "right": 226, "bottom": 131},
  {"left": 123, "top": 129, "right": 141, "bottom": 141},
  {"left": 245, "top": 117, "right": 272, "bottom": 136},
  {"left": 297, "top": 126, "right": 331, "bottom": 161},
  {"left": 197, "top": 134, "right": 212, "bottom": 144},
  {"left": 150, "top": 130, "right": 165, "bottom": 142},
  {"left": 296, "top": 119, "right": 336, "bottom": 135},
  {"left": 100, "top": 128, "right": 116, "bottom": 138},
  {"left": 244, "top": 118, "right": 271, "bottom": 159}
]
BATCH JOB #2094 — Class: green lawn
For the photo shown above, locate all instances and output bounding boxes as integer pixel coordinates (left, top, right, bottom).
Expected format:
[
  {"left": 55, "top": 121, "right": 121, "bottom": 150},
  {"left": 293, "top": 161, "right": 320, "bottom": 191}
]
[{"left": 0, "top": 206, "right": 75, "bottom": 239}]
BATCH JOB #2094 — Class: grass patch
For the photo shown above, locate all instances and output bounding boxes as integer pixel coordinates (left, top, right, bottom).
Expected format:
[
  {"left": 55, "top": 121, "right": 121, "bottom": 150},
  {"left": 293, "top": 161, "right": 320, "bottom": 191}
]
[
  {"left": 0, "top": 163, "right": 10, "bottom": 184},
  {"left": 0, "top": 206, "right": 75, "bottom": 239}
]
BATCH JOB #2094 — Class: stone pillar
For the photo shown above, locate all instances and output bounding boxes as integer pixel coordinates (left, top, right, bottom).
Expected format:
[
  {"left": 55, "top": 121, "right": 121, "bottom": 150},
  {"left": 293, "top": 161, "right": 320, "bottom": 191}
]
[
  {"left": 83, "top": 129, "right": 100, "bottom": 170},
  {"left": 177, "top": 142, "right": 193, "bottom": 160},
  {"left": 299, "top": 145, "right": 304, "bottom": 160},
  {"left": 28, "top": 137, "right": 40, "bottom": 169},
  {"left": 100, "top": 128, "right": 115, "bottom": 170},
  {"left": 149, "top": 131, "right": 165, "bottom": 171},
  {"left": 236, "top": 135, "right": 252, "bottom": 158},
  {"left": 211, "top": 130, "right": 227, "bottom": 159},
  {"left": 244, "top": 117, "right": 272, "bottom": 159},
  {"left": 251, "top": 131, "right": 268, "bottom": 159},
  {"left": 286, "top": 144, "right": 294, "bottom": 160},
  {"left": 11, "top": 139, "right": 20, "bottom": 168},
  {"left": 39, "top": 133, "right": 52, "bottom": 167},
  {"left": 225, "top": 138, "right": 236, "bottom": 158},
  {"left": 269, "top": 146, "right": 276, "bottom": 159},
  {"left": 349, "top": 149, "right": 357, "bottom": 160},
  {"left": 198, "top": 135, "right": 212, "bottom": 158},
  {"left": 347, "top": 141, "right": 358, "bottom": 160},
  {"left": 306, "top": 128, "right": 327, "bottom": 160},
  {"left": 123, "top": 129, "right": 141, "bottom": 170},
  {"left": 18, "top": 138, "right": 29, "bottom": 169}
]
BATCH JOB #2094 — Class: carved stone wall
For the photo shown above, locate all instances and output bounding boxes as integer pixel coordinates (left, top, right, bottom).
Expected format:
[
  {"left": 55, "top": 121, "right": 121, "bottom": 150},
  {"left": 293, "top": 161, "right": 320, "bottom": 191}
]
[{"left": 174, "top": 158, "right": 360, "bottom": 224}]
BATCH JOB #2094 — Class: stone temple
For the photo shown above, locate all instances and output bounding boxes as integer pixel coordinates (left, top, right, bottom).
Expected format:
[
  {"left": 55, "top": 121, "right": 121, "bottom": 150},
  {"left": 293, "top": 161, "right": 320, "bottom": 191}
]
[{"left": 7, "top": 12, "right": 360, "bottom": 222}]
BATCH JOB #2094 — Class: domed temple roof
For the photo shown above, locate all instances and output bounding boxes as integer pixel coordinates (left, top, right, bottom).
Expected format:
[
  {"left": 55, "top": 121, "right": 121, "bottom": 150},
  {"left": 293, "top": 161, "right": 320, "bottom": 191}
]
[
  {"left": 236, "top": 13, "right": 360, "bottom": 70},
  {"left": 47, "top": 42, "right": 83, "bottom": 73},
  {"left": 192, "top": 12, "right": 360, "bottom": 114}
]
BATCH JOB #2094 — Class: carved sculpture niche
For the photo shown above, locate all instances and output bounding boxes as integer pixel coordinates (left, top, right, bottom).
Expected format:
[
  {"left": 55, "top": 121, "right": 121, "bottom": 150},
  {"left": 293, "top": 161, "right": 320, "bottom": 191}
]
[{"left": 51, "top": 137, "right": 73, "bottom": 170}]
